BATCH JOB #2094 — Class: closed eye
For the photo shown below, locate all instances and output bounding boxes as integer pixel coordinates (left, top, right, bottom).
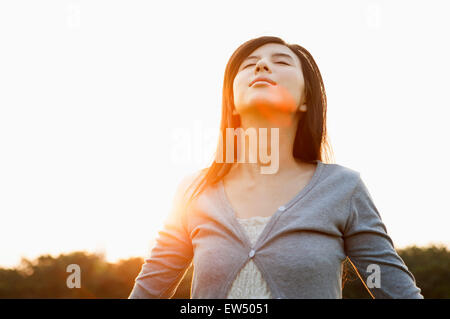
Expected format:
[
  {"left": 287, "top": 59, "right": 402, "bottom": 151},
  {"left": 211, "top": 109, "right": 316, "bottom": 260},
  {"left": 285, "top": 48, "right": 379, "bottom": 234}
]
[{"left": 243, "top": 61, "right": 290, "bottom": 69}]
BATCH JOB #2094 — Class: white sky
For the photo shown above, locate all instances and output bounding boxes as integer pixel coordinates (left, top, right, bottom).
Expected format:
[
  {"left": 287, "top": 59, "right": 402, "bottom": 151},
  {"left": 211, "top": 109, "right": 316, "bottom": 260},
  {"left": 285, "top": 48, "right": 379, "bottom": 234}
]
[{"left": 1, "top": 0, "right": 449, "bottom": 268}]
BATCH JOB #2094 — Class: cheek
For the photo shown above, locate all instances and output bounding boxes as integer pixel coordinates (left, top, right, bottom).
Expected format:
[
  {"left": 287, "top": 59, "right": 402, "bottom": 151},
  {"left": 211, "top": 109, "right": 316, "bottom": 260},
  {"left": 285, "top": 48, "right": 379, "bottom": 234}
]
[
  {"left": 232, "top": 75, "right": 245, "bottom": 101},
  {"left": 283, "top": 74, "right": 304, "bottom": 103}
]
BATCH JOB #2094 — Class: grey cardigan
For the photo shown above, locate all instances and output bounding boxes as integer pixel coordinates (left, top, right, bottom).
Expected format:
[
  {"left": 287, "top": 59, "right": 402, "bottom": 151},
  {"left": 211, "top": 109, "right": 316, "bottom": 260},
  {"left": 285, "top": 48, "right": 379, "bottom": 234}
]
[{"left": 128, "top": 160, "right": 424, "bottom": 299}]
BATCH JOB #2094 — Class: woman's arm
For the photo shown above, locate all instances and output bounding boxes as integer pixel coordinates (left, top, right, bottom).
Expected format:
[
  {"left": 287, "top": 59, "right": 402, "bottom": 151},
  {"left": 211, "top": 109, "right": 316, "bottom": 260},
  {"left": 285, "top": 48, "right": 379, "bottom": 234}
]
[
  {"left": 128, "top": 173, "right": 197, "bottom": 299},
  {"left": 343, "top": 175, "right": 424, "bottom": 299}
]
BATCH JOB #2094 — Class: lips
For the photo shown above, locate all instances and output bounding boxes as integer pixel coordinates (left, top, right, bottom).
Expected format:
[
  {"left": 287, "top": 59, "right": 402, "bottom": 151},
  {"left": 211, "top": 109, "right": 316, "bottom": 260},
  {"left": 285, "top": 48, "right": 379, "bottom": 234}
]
[{"left": 249, "top": 77, "right": 276, "bottom": 87}]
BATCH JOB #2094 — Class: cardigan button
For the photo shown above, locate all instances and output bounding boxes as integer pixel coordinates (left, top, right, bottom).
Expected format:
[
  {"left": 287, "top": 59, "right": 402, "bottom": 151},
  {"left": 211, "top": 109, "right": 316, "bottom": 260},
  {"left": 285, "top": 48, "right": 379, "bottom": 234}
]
[
  {"left": 248, "top": 249, "right": 255, "bottom": 258},
  {"left": 278, "top": 205, "right": 286, "bottom": 211}
]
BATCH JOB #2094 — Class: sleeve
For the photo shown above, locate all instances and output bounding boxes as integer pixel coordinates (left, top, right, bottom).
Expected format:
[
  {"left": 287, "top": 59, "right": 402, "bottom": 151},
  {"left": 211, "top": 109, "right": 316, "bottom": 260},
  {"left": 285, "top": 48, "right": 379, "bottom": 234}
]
[
  {"left": 128, "top": 172, "right": 199, "bottom": 299},
  {"left": 343, "top": 175, "right": 424, "bottom": 299}
]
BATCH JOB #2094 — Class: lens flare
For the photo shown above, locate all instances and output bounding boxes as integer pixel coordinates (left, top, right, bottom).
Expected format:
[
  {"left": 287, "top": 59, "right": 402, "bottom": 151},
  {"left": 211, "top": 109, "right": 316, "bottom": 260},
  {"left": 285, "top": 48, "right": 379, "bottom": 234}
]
[{"left": 250, "top": 83, "right": 297, "bottom": 126}]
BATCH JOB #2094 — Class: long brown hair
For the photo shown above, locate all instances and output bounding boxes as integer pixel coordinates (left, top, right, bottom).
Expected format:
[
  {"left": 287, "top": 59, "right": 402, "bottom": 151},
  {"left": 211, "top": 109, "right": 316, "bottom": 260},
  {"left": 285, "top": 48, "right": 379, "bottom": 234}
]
[{"left": 186, "top": 36, "right": 334, "bottom": 203}]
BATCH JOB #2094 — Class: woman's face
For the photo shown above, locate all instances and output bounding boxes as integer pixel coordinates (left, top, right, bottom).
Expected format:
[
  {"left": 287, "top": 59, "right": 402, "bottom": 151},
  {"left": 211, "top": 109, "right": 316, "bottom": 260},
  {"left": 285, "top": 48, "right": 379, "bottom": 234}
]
[{"left": 233, "top": 43, "right": 306, "bottom": 121}]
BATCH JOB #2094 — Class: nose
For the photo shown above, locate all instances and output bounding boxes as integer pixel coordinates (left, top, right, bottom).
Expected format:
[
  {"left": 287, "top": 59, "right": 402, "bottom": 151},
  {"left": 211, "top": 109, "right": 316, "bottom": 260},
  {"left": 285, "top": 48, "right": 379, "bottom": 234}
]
[{"left": 254, "top": 59, "right": 271, "bottom": 74}]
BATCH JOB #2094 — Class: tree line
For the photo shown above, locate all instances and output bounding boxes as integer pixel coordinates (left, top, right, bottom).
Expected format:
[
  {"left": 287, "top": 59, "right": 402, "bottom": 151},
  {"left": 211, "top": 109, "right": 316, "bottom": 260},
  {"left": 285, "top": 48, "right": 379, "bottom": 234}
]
[{"left": 0, "top": 244, "right": 448, "bottom": 298}]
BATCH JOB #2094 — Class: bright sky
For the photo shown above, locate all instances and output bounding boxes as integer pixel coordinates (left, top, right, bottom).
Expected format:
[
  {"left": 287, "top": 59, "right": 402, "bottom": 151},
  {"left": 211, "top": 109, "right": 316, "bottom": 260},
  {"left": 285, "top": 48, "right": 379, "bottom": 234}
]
[{"left": 1, "top": 0, "right": 449, "bottom": 269}]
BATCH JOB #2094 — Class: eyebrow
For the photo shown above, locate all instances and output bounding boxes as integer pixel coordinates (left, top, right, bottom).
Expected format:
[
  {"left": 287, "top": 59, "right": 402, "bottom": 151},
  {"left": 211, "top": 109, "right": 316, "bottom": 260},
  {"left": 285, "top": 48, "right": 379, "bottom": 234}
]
[{"left": 243, "top": 53, "right": 295, "bottom": 63}]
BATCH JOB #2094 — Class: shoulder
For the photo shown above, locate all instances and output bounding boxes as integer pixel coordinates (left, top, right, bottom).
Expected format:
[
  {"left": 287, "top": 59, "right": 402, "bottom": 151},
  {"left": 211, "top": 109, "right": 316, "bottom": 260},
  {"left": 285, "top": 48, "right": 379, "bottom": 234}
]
[
  {"left": 179, "top": 168, "right": 208, "bottom": 189},
  {"left": 323, "top": 163, "right": 378, "bottom": 210},
  {"left": 174, "top": 168, "right": 208, "bottom": 203},
  {"left": 168, "top": 168, "right": 208, "bottom": 222},
  {"left": 320, "top": 161, "right": 362, "bottom": 190}
]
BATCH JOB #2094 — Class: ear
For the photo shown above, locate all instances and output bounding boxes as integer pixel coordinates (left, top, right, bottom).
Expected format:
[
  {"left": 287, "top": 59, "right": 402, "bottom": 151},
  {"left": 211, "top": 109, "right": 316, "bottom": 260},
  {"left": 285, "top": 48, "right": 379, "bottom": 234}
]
[{"left": 298, "top": 103, "right": 307, "bottom": 112}]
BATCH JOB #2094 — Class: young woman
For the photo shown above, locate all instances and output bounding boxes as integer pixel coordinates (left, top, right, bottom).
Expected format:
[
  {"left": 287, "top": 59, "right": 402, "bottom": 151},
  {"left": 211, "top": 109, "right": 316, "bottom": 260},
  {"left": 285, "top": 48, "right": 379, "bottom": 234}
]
[{"left": 129, "top": 36, "right": 424, "bottom": 299}]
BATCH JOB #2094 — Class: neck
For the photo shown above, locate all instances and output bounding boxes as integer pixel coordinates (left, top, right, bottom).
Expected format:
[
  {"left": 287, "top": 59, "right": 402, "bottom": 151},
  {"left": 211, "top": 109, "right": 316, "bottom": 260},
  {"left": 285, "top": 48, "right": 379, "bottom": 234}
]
[{"left": 230, "top": 109, "right": 304, "bottom": 181}]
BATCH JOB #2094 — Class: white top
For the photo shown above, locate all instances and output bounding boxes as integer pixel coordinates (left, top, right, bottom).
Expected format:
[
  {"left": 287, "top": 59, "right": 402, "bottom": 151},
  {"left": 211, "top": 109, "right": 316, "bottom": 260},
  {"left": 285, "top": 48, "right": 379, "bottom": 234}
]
[{"left": 226, "top": 215, "right": 273, "bottom": 299}]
